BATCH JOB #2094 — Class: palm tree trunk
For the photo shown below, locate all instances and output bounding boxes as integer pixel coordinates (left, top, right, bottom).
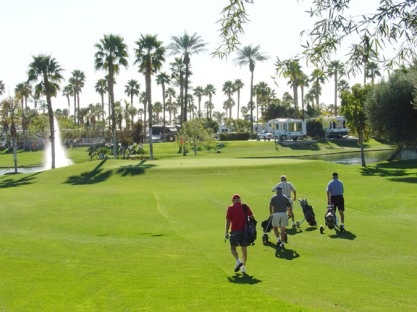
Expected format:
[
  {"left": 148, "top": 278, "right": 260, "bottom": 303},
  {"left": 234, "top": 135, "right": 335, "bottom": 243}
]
[{"left": 250, "top": 70, "right": 254, "bottom": 135}]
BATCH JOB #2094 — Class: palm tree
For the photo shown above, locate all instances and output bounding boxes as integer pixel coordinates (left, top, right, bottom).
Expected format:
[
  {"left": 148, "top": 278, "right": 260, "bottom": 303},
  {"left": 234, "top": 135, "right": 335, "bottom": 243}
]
[
  {"left": 298, "top": 73, "right": 309, "bottom": 119},
  {"left": 167, "top": 31, "right": 207, "bottom": 123},
  {"left": 365, "top": 61, "right": 381, "bottom": 86},
  {"left": 125, "top": 79, "right": 140, "bottom": 108},
  {"left": 275, "top": 58, "right": 303, "bottom": 112},
  {"left": 62, "top": 84, "right": 74, "bottom": 113},
  {"left": 222, "top": 80, "right": 235, "bottom": 119},
  {"left": 165, "top": 87, "right": 176, "bottom": 123},
  {"left": 156, "top": 72, "right": 170, "bottom": 140},
  {"left": 233, "top": 79, "right": 244, "bottom": 119},
  {"left": 153, "top": 101, "right": 163, "bottom": 123},
  {"left": 94, "top": 34, "right": 128, "bottom": 158},
  {"left": 204, "top": 84, "right": 216, "bottom": 119},
  {"left": 193, "top": 86, "right": 205, "bottom": 118},
  {"left": 0, "top": 80, "right": 5, "bottom": 96},
  {"left": 328, "top": 60, "right": 345, "bottom": 116},
  {"left": 139, "top": 91, "right": 148, "bottom": 133},
  {"left": 134, "top": 34, "right": 166, "bottom": 160},
  {"left": 27, "top": 54, "right": 63, "bottom": 169},
  {"left": 234, "top": 44, "right": 268, "bottom": 134},
  {"left": 169, "top": 57, "right": 185, "bottom": 124},
  {"left": 15, "top": 82, "right": 31, "bottom": 111},
  {"left": 69, "top": 69, "right": 86, "bottom": 125},
  {"left": 95, "top": 78, "right": 107, "bottom": 113},
  {"left": 310, "top": 68, "right": 326, "bottom": 108}
]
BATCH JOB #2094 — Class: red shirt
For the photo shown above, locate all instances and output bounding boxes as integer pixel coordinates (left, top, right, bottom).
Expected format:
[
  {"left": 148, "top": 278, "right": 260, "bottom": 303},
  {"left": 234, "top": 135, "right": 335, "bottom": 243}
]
[{"left": 226, "top": 203, "right": 253, "bottom": 231}]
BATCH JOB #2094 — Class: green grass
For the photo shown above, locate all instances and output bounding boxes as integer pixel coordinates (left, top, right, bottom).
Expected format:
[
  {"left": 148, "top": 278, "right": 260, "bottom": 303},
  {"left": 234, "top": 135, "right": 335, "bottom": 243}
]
[{"left": 1, "top": 141, "right": 416, "bottom": 311}]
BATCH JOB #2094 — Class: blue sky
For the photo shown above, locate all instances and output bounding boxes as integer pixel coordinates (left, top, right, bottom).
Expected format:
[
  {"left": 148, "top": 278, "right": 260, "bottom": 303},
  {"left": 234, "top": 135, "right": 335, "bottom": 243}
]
[{"left": 1, "top": 0, "right": 383, "bottom": 118}]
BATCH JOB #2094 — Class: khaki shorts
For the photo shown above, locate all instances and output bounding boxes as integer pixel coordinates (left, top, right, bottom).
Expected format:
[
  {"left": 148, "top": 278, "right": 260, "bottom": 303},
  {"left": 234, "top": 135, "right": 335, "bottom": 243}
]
[{"left": 272, "top": 212, "right": 288, "bottom": 228}]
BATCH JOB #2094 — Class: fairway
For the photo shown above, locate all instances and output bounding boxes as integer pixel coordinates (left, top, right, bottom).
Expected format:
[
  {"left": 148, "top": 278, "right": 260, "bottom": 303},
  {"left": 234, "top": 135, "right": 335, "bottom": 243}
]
[{"left": 1, "top": 154, "right": 416, "bottom": 311}]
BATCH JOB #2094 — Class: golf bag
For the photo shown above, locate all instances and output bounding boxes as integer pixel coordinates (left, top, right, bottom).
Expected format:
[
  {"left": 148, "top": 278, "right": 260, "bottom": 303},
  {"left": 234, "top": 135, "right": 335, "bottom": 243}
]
[
  {"left": 261, "top": 217, "right": 273, "bottom": 244},
  {"left": 297, "top": 199, "right": 317, "bottom": 227},
  {"left": 243, "top": 204, "right": 257, "bottom": 245},
  {"left": 320, "top": 204, "right": 345, "bottom": 234},
  {"left": 324, "top": 205, "right": 336, "bottom": 229}
]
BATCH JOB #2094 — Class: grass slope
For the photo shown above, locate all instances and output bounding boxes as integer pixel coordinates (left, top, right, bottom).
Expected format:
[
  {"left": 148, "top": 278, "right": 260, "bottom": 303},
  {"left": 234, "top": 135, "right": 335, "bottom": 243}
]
[{"left": 1, "top": 143, "right": 416, "bottom": 311}]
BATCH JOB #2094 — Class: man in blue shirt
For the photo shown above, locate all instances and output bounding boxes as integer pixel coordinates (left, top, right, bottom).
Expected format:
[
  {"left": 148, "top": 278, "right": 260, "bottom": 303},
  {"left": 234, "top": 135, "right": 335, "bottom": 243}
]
[{"left": 326, "top": 172, "right": 345, "bottom": 230}]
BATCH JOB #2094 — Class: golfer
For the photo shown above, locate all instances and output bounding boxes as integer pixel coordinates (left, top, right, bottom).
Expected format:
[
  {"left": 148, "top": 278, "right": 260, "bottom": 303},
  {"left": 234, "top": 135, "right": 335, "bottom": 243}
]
[
  {"left": 272, "top": 175, "right": 297, "bottom": 228},
  {"left": 326, "top": 172, "right": 345, "bottom": 231},
  {"left": 225, "top": 194, "right": 254, "bottom": 274},
  {"left": 270, "top": 186, "right": 292, "bottom": 248}
]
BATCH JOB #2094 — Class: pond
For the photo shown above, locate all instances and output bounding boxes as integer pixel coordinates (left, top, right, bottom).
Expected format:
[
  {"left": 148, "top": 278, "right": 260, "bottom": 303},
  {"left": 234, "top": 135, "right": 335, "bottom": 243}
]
[
  {"left": 0, "top": 167, "right": 44, "bottom": 176},
  {"left": 300, "top": 150, "right": 393, "bottom": 165}
]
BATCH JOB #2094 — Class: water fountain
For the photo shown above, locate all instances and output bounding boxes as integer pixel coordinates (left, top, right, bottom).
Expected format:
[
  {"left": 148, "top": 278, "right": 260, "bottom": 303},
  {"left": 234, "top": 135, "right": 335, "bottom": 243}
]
[{"left": 43, "top": 117, "right": 73, "bottom": 170}]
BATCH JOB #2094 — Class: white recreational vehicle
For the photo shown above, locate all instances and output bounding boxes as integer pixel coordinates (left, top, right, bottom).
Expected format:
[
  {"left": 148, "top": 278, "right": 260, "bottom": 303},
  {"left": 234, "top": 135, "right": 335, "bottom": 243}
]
[
  {"left": 323, "top": 116, "right": 349, "bottom": 138},
  {"left": 265, "top": 118, "right": 306, "bottom": 141}
]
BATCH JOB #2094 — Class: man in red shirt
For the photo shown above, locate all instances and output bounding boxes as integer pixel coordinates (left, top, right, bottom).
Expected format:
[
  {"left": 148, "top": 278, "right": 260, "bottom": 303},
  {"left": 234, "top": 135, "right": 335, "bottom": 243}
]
[{"left": 225, "top": 194, "right": 254, "bottom": 273}]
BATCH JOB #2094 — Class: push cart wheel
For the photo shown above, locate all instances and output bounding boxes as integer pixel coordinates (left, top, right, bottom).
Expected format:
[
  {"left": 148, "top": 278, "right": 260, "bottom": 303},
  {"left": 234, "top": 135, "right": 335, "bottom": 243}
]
[
  {"left": 262, "top": 234, "right": 269, "bottom": 245},
  {"left": 320, "top": 225, "right": 324, "bottom": 234},
  {"left": 296, "top": 221, "right": 300, "bottom": 228}
]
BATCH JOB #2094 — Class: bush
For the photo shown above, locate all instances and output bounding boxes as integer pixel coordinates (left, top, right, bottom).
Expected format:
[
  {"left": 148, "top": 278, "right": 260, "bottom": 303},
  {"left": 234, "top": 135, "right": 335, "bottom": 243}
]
[{"left": 219, "top": 132, "right": 250, "bottom": 141}]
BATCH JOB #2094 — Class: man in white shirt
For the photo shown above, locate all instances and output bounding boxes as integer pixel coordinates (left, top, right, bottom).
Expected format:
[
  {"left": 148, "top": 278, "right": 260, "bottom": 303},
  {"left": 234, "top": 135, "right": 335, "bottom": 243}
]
[{"left": 272, "top": 175, "right": 297, "bottom": 228}]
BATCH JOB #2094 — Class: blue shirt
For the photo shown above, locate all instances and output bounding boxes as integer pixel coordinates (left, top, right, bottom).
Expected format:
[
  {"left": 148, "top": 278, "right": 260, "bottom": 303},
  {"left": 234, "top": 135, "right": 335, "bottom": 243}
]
[{"left": 327, "top": 178, "right": 344, "bottom": 196}]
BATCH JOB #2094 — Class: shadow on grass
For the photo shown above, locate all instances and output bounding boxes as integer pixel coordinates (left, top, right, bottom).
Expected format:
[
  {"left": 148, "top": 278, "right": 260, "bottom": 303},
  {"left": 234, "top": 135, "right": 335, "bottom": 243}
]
[
  {"left": 228, "top": 273, "right": 262, "bottom": 284},
  {"left": 0, "top": 172, "right": 40, "bottom": 188},
  {"left": 360, "top": 160, "right": 417, "bottom": 183},
  {"left": 116, "top": 160, "right": 156, "bottom": 177},
  {"left": 65, "top": 159, "right": 112, "bottom": 185},
  {"left": 263, "top": 241, "right": 301, "bottom": 260},
  {"left": 283, "top": 143, "right": 321, "bottom": 151},
  {"left": 275, "top": 247, "right": 300, "bottom": 260},
  {"left": 328, "top": 230, "right": 357, "bottom": 240}
]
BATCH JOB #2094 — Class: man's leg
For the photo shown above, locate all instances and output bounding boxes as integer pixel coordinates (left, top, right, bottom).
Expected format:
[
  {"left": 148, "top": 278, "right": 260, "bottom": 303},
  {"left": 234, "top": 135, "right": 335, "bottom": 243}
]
[
  {"left": 230, "top": 245, "right": 239, "bottom": 260},
  {"left": 241, "top": 247, "right": 247, "bottom": 265},
  {"left": 280, "top": 226, "right": 286, "bottom": 247}
]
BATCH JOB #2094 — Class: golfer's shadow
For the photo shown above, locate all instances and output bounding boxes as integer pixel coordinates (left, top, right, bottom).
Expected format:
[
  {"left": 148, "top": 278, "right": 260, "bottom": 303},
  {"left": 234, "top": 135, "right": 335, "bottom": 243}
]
[
  {"left": 263, "top": 241, "right": 301, "bottom": 260},
  {"left": 275, "top": 247, "right": 300, "bottom": 260},
  {"left": 329, "top": 230, "right": 357, "bottom": 240},
  {"left": 228, "top": 273, "right": 262, "bottom": 284}
]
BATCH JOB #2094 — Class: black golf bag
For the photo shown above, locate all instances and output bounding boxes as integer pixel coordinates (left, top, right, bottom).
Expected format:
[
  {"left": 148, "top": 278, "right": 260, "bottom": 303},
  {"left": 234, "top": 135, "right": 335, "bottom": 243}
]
[
  {"left": 320, "top": 204, "right": 345, "bottom": 234},
  {"left": 324, "top": 205, "right": 336, "bottom": 229},
  {"left": 261, "top": 217, "right": 273, "bottom": 244},
  {"left": 298, "top": 199, "right": 317, "bottom": 227}
]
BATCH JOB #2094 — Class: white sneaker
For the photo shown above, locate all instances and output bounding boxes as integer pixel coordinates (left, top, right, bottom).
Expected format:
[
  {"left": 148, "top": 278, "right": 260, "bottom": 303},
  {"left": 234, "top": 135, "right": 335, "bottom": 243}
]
[
  {"left": 240, "top": 265, "right": 246, "bottom": 273},
  {"left": 234, "top": 259, "right": 243, "bottom": 272}
]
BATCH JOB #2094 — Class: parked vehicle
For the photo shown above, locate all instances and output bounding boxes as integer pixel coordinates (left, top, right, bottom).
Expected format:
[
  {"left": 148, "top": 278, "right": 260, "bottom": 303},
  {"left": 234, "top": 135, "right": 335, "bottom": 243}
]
[
  {"left": 323, "top": 116, "right": 349, "bottom": 138},
  {"left": 257, "top": 130, "right": 273, "bottom": 141},
  {"left": 265, "top": 118, "right": 306, "bottom": 141}
]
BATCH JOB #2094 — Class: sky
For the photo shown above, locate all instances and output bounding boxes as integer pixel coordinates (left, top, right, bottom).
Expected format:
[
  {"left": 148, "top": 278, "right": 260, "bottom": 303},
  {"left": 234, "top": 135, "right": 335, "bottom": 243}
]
[{"left": 1, "top": 0, "right": 384, "bottom": 120}]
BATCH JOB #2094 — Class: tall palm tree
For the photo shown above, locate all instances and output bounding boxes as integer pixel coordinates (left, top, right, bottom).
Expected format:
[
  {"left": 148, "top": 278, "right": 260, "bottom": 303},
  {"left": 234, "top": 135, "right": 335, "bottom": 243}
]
[
  {"left": 134, "top": 34, "right": 166, "bottom": 160},
  {"left": 165, "top": 87, "right": 176, "bottom": 123},
  {"left": 192, "top": 86, "right": 205, "bottom": 118},
  {"left": 69, "top": 69, "right": 86, "bottom": 125},
  {"left": 0, "top": 80, "right": 5, "bottom": 96},
  {"left": 298, "top": 72, "right": 309, "bottom": 119},
  {"left": 62, "top": 84, "right": 74, "bottom": 113},
  {"left": 15, "top": 82, "right": 31, "bottom": 110},
  {"left": 156, "top": 72, "right": 170, "bottom": 140},
  {"left": 222, "top": 80, "right": 235, "bottom": 119},
  {"left": 275, "top": 58, "right": 303, "bottom": 112},
  {"left": 94, "top": 34, "right": 128, "bottom": 158},
  {"left": 234, "top": 44, "right": 268, "bottom": 134},
  {"left": 310, "top": 68, "right": 326, "bottom": 109},
  {"left": 204, "top": 84, "right": 216, "bottom": 119},
  {"left": 169, "top": 58, "right": 185, "bottom": 123},
  {"left": 233, "top": 79, "right": 244, "bottom": 119},
  {"left": 95, "top": 78, "right": 107, "bottom": 113},
  {"left": 328, "top": 60, "right": 345, "bottom": 116},
  {"left": 167, "top": 31, "right": 207, "bottom": 123},
  {"left": 365, "top": 61, "right": 381, "bottom": 86},
  {"left": 27, "top": 54, "right": 63, "bottom": 169},
  {"left": 125, "top": 79, "right": 140, "bottom": 108}
]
